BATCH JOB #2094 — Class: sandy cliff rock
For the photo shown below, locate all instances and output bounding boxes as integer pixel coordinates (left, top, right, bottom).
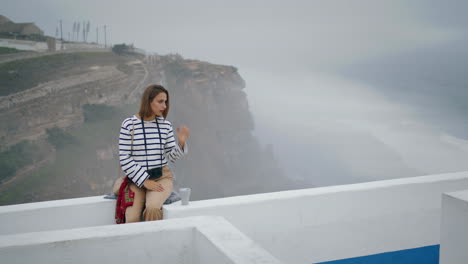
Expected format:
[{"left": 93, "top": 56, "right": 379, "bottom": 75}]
[{"left": 0, "top": 51, "right": 296, "bottom": 204}]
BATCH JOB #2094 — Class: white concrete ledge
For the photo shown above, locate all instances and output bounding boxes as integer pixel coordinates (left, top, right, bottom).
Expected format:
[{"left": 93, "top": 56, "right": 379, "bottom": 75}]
[
  {"left": 164, "top": 171, "right": 468, "bottom": 263},
  {"left": 440, "top": 189, "right": 468, "bottom": 264},
  {"left": 167, "top": 171, "right": 468, "bottom": 211},
  {"left": 0, "top": 196, "right": 115, "bottom": 235},
  {"left": 3, "top": 171, "right": 468, "bottom": 264},
  {"left": 0, "top": 216, "right": 282, "bottom": 264}
]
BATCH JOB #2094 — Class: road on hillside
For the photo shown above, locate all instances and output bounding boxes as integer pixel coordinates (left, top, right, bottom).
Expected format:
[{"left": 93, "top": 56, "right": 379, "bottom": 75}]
[{"left": 0, "top": 48, "right": 111, "bottom": 64}]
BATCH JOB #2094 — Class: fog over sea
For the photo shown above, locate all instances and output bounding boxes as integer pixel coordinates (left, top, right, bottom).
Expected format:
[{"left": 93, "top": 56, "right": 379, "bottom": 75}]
[
  {"left": 3, "top": 0, "right": 468, "bottom": 188},
  {"left": 246, "top": 37, "right": 468, "bottom": 186}
]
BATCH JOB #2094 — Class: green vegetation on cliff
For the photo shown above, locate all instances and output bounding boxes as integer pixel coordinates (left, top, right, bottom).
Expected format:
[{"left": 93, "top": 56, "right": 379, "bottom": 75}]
[
  {"left": 112, "top": 43, "right": 144, "bottom": 57},
  {"left": 0, "top": 103, "right": 136, "bottom": 205},
  {"left": 0, "top": 141, "right": 41, "bottom": 183},
  {"left": 0, "top": 51, "right": 132, "bottom": 96},
  {"left": 0, "top": 32, "right": 47, "bottom": 42},
  {"left": 46, "top": 127, "right": 77, "bottom": 150},
  {"left": 0, "top": 47, "right": 26, "bottom": 55},
  {"left": 83, "top": 104, "right": 121, "bottom": 123}
]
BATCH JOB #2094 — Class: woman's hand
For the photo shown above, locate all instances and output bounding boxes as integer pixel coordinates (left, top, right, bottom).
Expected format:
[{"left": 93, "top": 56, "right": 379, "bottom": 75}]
[
  {"left": 143, "top": 180, "right": 165, "bottom": 192},
  {"left": 177, "top": 125, "right": 190, "bottom": 149}
]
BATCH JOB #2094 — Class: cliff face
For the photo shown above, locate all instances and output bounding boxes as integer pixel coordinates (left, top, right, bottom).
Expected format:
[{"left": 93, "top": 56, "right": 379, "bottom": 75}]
[
  {"left": 0, "top": 51, "right": 294, "bottom": 204},
  {"left": 0, "top": 52, "right": 144, "bottom": 146},
  {"left": 156, "top": 55, "right": 283, "bottom": 198}
]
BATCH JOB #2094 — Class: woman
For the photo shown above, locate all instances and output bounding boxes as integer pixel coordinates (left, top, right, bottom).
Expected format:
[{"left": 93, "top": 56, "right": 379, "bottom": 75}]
[{"left": 117, "top": 84, "right": 189, "bottom": 223}]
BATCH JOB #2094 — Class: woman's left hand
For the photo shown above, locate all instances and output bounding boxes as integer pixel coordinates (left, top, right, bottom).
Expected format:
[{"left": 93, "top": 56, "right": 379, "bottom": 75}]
[{"left": 177, "top": 125, "right": 190, "bottom": 149}]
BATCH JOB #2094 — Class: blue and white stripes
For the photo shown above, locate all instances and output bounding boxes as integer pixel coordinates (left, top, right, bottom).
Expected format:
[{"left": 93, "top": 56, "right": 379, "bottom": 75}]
[{"left": 119, "top": 115, "right": 187, "bottom": 187}]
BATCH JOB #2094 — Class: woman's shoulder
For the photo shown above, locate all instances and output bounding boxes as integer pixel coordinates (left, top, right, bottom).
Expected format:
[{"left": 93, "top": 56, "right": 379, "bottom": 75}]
[
  {"left": 121, "top": 115, "right": 138, "bottom": 129},
  {"left": 158, "top": 117, "right": 173, "bottom": 127}
]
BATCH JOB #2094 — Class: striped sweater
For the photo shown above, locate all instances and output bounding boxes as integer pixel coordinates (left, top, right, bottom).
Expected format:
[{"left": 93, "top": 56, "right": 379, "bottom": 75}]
[{"left": 119, "top": 115, "right": 187, "bottom": 187}]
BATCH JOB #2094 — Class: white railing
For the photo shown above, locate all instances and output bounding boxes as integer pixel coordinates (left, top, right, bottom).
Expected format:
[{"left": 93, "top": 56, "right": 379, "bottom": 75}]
[
  {"left": 0, "top": 196, "right": 115, "bottom": 235},
  {"left": 0, "top": 216, "right": 281, "bottom": 264},
  {"left": 2, "top": 171, "right": 468, "bottom": 263},
  {"left": 164, "top": 171, "right": 468, "bottom": 263},
  {"left": 440, "top": 189, "right": 468, "bottom": 264}
]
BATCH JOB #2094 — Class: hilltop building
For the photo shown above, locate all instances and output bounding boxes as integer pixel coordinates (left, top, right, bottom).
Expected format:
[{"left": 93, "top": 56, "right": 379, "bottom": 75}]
[{"left": 0, "top": 15, "right": 44, "bottom": 36}]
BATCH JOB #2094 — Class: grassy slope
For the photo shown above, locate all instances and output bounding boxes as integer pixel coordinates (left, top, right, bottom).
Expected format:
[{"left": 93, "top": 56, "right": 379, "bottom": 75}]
[
  {"left": 0, "top": 103, "right": 138, "bottom": 205},
  {"left": 0, "top": 50, "right": 143, "bottom": 205},
  {"left": 0, "top": 47, "right": 26, "bottom": 55},
  {"left": 0, "top": 51, "right": 130, "bottom": 96}
]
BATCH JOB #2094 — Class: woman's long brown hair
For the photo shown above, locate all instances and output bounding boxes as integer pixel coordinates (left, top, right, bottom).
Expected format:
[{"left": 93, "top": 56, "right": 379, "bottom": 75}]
[{"left": 138, "top": 84, "right": 170, "bottom": 119}]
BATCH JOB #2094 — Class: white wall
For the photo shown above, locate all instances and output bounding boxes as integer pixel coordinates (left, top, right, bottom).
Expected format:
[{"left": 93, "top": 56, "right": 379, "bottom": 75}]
[
  {"left": 62, "top": 42, "right": 106, "bottom": 50},
  {"left": 3, "top": 172, "right": 468, "bottom": 263},
  {"left": 0, "top": 216, "right": 281, "bottom": 264},
  {"left": 0, "top": 38, "right": 108, "bottom": 52},
  {"left": 164, "top": 171, "right": 468, "bottom": 264},
  {"left": 440, "top": 190, "right": 468, "bottom": 264},
  {"left": 0, "top": 38, "right": 48, "bottom": 51},
  {"left": 0, "top": 196, "right": 115, "bottom": 235}
]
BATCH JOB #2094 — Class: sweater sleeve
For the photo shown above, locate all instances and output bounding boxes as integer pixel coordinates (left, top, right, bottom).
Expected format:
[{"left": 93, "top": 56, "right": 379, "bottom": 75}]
[
  {"left": 119, "top": 120, "right": 149, "bottom": 188},
  {"left": 164, "top": 122, "right": 188, "bottom": 163}
]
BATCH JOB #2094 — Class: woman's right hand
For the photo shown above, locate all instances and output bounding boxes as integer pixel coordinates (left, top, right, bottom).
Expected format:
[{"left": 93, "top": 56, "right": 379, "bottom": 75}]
[{"left": 143, "top": 180, "right": 165, "bottom": 192}]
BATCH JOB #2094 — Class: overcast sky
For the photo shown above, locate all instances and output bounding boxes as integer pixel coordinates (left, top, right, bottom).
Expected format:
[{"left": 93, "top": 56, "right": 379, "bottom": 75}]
[
  {"left": 2, "top": 0, "right": 465, "bottom": 69},
  {"left": 2, "top": 0, "right": 468, "bottom": 185}
]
